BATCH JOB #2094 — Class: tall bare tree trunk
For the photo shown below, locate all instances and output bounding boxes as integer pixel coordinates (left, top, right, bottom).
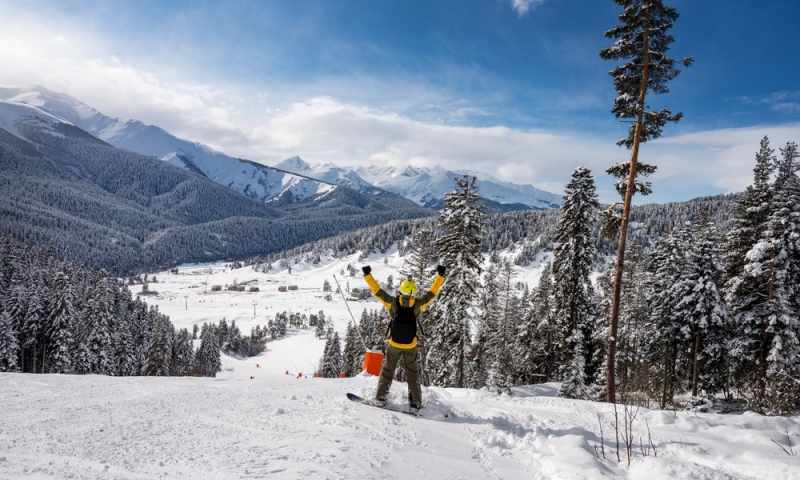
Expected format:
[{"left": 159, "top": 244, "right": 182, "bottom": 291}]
[
  {"left": 606, "top": 14, "right": 652, "bottom": 404},
  {"left": 660, "top": 343, "right": 670, "bottom": 409},
  {"left": 757, "top": 257, "right": 775, "bottom": 412},
  {"left": 691, "top": 332, "right": 700, "bottom": 397}
]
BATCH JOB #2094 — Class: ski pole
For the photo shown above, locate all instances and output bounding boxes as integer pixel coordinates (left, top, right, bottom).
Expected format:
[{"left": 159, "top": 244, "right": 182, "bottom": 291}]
[
  {"left": 333, "top": 275, "right": 368, "bottom": 351},
  {"left": 416, "top": 320, "right": 429, "bottom": 388}
]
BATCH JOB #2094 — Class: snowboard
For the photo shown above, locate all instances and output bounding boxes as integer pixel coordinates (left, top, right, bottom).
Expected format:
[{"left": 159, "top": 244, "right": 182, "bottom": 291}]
[{"left": 346, "top": 392, "right": 420, "bottom": 416}]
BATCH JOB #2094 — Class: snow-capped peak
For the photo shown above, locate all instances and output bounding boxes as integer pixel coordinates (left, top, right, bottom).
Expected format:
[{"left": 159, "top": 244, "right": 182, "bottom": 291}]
[{"left": 274, "top": 156, "right": 312, "bottom": 173}]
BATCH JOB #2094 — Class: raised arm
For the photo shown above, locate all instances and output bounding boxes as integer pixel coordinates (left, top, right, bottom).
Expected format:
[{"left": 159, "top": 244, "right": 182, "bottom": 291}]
[
  {"left": 416, "top": 265, "right": 446, "bottom": 313},
  {"left": 362, "top": 265, "right": 393, "bottom": 310}
]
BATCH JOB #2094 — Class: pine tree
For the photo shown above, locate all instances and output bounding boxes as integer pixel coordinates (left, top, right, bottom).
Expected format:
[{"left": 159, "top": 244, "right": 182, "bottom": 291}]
[
  {"left": 171, "top": 328, "right": 195, "bottom": 376},
  {"left": 512, "top": 283, "right": 538, "bottom": 385},
  {"left": 426, "top": 175, "right": 486, "bottom": 388},
  {"left": 671, "top": 211, "right": 730, "bottom": 398},
  {"left": 401, "top": 228, "right": 436, "bottom": 284},
  {"left": 342, "top": 321, "right": 363, "bottom": 377},
  {"left": 321, "top": 332, "right": 343, "bottom": 378},
  {"left": 528, "top": 262, "right": 556, "bottom": 382},
  {"left": 22, "top": 283, "right": 45, "bottom": 373},
  {"left": 552, "top": 167, "right": 599, "bottom": 399},
  {"left": 741, "top": 142, "right": 800, "bottom": 414},
  {"left": 647, "top": 225, "right": 692, "bottom": 408},
  {"left": 0, "top": 310, "right": 19, "bottom": 372},
  {"left": 197, "top": 327, "right": 222, "bottom": 377},
  {"left": 315, "top": 315, "right": 326, "bottom": 340},
  {"left": 142, "top": 318, "right": 171, "bottom": 376},
  {"left": 113, "top": 318, "right": 137, "bottom": 376},
  {"left": 723, "top": 137, "right": 776, "bottom": 287},
  {"left": 600, "top": 0, "right": 693, "bottom": 403},
  {"left": 472, "top": 262, "right": 501, "bottom": 389},
  {"left": 485, "top": 261, "right": 516, "bottom": 393},
  {"left": 45, "top": 271, "right": 75, "bottom": 374}
]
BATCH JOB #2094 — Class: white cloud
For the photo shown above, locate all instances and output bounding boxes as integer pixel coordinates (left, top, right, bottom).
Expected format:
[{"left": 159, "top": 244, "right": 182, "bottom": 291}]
[
  {"left": 1, "top": 6, "right": 797, "bottom": 206},
  {"left": 510, "top": 0, "right": 547, "bottom": 16}
]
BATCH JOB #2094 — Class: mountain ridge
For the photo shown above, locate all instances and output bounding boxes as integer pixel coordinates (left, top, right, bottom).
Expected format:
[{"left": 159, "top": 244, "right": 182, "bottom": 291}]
[
  {"left": 0, "top": 85, "right": 563, "bottom": 211},
  {"left": 0, "top": 99, "right": 433, "bottom": 273}
]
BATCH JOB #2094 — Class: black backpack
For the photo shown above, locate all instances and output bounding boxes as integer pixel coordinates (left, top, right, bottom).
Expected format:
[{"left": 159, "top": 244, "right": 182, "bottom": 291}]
[{"left": 389, "top": 297, "right": 417, "bottom": 345}]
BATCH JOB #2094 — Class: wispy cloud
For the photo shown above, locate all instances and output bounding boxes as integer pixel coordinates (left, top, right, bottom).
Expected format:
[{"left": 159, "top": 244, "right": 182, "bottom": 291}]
[
  {"left": 509, "top": 0, "right": 547, "bottom": 17},
  {"left": 735, "top": 91, "right": 800, "bottom": 115},
  {"left": 2, "top": 2, "right": 797, "bottom": 206}
]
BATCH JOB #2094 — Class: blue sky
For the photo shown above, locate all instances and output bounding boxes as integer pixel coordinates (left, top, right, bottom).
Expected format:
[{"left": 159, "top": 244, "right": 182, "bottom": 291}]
[{"left": 1, "top": 0, "right": 798, "bottom": 203}]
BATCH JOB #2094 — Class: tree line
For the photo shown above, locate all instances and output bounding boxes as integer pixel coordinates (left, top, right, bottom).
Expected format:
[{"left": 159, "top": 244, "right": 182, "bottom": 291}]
[
  {"left": 410, "top": 137, "right": 797, "bottom": 416},
  {"left": 315, "top": 136, "right": 797, "bottom": 417},
  {"left": 0, "top": 233, "right": 221, "bottom": 377}
]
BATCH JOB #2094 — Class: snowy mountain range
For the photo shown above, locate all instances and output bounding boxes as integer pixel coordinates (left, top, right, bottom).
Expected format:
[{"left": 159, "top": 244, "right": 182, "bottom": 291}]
[
  {"left": 273, "top": 157, "right": 563, "bottom": 210},
  {"left": 0, "top": 85, "right": 562, "bottom": 210},
  {"left": 0, "top": 86, "right": 336, "bottom": 205},
  {"left": 0, "top": 94, "right": 433, "bottom": 273}
]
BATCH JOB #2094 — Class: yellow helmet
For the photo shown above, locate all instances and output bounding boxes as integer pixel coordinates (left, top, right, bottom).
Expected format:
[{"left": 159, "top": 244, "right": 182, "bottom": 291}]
[{"left": 399, "top": 279, "right": 417, "bottom": 296}]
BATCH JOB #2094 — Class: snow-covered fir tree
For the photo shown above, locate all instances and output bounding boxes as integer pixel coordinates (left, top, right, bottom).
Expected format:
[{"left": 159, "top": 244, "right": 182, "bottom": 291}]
[
  {"left": 171, "top": 328, "right": 195, "bottom": 376},
  {"left": 516, "top": 262, "right": 556, "bottom": 384},
  {"left": 726, "top": 141, "right": 800, "bottom": 413},
  {"left": 21, "top": 281, "right": 44, "bottom": 373},
  {"left": 79, "top": 275, "right": 116, "bottom": 375},
  {"left": 426, "top": 175, "right": 486, "bottom": 388},
  {"left": 321, "top": 331, "right": 343, "bottom": 378},
  {"left": 401, "top": 227, "right": 436, "bottom": 284},
  {"left": 142, "top": 317, "right": 172, "bottom": 376},
  {"left": 740, "top": 142, "right": 800, "bottom": 414},
  {"left": 671, "top": 211, "right": 730, "bottom": 398},
  {"left": 45, "top": 271, "right": 75, "bottom": 374},
  {"left": 552, "top": 167, "right": 600, "bottom": 399},
  {"left": 723, "top": 136, "right": 776, "bottom": 288},
  {"left": 484, "top": 261, "right": 517, "bottom": 393},
  {"left": 113, "top": 318, "right": 137, "bottom": 376},
  {"left": 0, "top": 309, "right": 19, "bottom": 372},
  {"left": 646, "top": 224, "right": 692, "bottom": 408},
  {"left": 342, "top": 321, "right": 363, "bottom": 377},
  {"left": 471, "top": 261, "right": 501, "bottom": 389},
  {"left": 197, "top": 326, "right": 222, "bottom": 377}
]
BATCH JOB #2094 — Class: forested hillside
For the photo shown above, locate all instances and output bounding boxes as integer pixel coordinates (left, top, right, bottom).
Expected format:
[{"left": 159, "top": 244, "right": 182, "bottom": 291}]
[
  {"left": 251, "top": 190, "right": 740, "bottom": 269},
  {"left": 0, "top": 118, "right": 433, "bottom": 274},
  {"left": 0, "top": 233, "right": 201, "bottom": 376}
]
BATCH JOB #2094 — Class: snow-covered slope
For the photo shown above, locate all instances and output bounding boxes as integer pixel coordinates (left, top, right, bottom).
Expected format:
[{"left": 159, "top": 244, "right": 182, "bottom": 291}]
[
  {"left": 1, "top": 249, "right": 797, "bottom": 479},
  {"left": 271, "top": 161, "right": 564, "bottom": 210},
  {"left": 0, "top": 86, "right": 335, "bottom": 204},
  {"left": 0, "top": 98, "right": 73, "bottom": 139},
  {"left": 275, "top": 156, "right": 376, "bottom": 192}
]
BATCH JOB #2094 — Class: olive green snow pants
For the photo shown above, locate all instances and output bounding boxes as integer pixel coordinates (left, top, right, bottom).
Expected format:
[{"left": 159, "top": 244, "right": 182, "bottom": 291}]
[{"left": 376, "top": 344, "right": 422, "bottom": 405}]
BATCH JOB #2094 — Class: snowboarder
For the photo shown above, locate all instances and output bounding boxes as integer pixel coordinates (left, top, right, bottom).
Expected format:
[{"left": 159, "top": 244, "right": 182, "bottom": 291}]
[{"left": 362, "top": 264, "right": 446, "bottom": 411}]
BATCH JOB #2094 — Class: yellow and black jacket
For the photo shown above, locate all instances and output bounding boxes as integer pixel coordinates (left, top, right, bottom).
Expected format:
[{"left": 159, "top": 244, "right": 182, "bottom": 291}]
[{"left": 364, "top": 273, "right": 445, "bottom": 349}]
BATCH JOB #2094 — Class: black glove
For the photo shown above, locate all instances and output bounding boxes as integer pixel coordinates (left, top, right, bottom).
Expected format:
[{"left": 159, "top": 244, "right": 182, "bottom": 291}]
[
  {"left": 362, "top": 265, "right": 372, "bottom": 276},
  {"left": 437, "top": 265, "right": 446, "bottom": 277}
]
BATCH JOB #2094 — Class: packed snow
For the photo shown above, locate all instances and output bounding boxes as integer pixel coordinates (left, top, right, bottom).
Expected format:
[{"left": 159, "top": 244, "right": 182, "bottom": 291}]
[{"left": 1, "top": 250, "right": 798, "bottom": 479}]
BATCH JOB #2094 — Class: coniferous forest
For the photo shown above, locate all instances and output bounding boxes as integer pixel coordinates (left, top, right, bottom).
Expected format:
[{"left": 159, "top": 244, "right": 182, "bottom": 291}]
[
  {"left": 312, "top": 138, "right": 799, "bottom": 416},
  {"left": 0, "top": 233, "right": 206, "bottom": 377}
]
